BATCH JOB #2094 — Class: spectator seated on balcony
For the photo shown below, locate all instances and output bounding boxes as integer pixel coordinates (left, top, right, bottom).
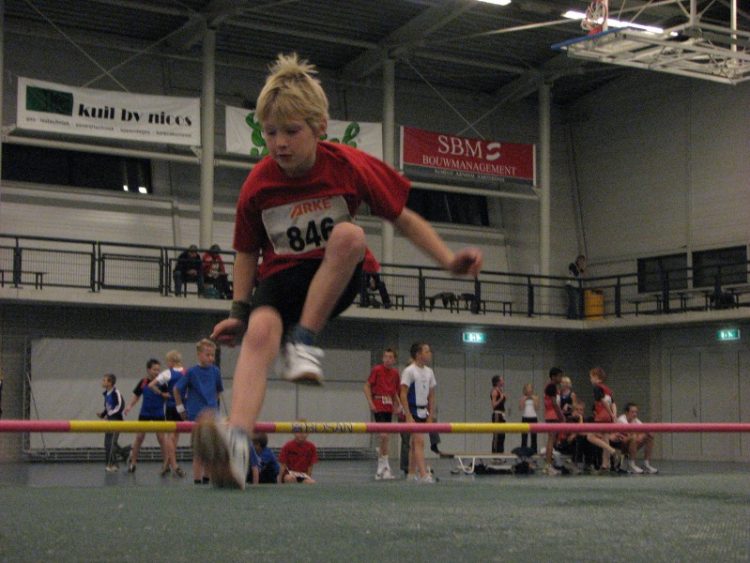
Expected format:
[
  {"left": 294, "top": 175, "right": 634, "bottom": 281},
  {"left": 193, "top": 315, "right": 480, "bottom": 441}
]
[
  {"left": 202, "top": 244, "right": 233, "bottom": 299},
  {"left": 428, "top": 291, "right": 457, "bottom": 311},
  {"left": 173, "top": 244, "right": 204, "bottom": 296},
  {"left": 360, "top": 248, "right": 392, "bottom": 309}
]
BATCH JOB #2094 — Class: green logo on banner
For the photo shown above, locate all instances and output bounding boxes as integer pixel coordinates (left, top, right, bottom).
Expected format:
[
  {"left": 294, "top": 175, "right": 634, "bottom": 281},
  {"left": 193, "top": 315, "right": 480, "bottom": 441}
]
[{"left": 26, "top": 86, "right": 74, "bottom": 116}]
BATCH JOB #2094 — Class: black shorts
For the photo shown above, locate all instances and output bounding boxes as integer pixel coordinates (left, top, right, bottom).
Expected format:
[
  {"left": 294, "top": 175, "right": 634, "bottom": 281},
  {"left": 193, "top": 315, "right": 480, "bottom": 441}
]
[
  {"left": 165, "top": 406, "right": 181, "bottom": 422},
  {"left": 373, "top": 412, "right": 393, "bottom": 423},
  {"left": 252, "top": 260, "right": 363, "bottom": 333},
  {"left": 138, "top": 414, "right": 165, "bottom": 422}
]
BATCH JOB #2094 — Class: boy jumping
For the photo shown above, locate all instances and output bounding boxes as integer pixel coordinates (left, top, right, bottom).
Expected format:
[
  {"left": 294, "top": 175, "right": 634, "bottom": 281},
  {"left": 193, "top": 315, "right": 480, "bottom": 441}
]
[{"left": 195, "top": 53, "right": 482, "bottom": 489}]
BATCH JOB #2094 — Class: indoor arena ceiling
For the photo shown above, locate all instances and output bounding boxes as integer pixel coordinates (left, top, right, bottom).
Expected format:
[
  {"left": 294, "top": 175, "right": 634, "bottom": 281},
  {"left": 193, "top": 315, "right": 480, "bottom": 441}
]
[{"left": 4, "top": 0, "right": 748, "bottom": 106}]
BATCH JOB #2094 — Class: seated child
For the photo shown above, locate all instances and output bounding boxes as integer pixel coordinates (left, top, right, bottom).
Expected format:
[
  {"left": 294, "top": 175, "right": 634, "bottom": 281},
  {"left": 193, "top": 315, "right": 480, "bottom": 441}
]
[
  {"left": 247, "top": 432, "right": 280, "bottom": 485},
  {"left": 279, "top": 426, "right": 318, "bottom": 484}
]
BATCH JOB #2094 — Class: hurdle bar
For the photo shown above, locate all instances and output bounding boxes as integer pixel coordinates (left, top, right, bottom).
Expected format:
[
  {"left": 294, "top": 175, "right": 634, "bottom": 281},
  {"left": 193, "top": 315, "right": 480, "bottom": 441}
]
[{"left": 1, "top": 420, "right": 750, "bottom": 434}]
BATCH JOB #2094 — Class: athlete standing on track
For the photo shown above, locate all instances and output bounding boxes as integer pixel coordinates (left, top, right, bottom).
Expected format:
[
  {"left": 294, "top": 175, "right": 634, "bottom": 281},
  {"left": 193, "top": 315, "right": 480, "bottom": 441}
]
[{"left": 364, "top": 348, "right": 402, "bottom": 480}]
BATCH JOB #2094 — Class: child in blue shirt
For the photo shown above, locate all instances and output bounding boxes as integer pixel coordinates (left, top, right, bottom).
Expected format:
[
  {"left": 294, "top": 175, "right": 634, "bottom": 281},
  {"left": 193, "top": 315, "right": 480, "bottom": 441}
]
[
  {"left": 247, "top": 432, "right": 280, "bottom": 485},
  {"left": 97, "top": 373, "right": 128, "bottom": 472},
  {"left": 175, "top": 339, "right": 224, "bottom": 484},
  {"left": 123, "top": 359, "right": 169, "bottom": 474}
]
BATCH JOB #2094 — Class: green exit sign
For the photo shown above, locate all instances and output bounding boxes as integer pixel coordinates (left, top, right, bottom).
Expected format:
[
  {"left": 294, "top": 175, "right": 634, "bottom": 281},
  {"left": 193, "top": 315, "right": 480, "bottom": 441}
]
[
  {"left": 717, "top": 328, "right": 740, "bottom": 341},
  {"left": 463, "top": 331, "right": 486, "bottom": 344}
]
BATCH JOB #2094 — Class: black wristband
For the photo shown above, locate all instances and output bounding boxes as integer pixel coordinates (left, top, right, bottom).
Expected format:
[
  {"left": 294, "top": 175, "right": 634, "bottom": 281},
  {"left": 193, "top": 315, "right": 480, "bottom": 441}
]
[{"left": 229, "top": 300, "right": 251, "bottom": 321}]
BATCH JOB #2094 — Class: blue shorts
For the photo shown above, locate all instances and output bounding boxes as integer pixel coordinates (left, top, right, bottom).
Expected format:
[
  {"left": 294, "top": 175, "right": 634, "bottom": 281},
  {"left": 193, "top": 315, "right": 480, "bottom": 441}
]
[{"left": 138, "top": 414, "right": 165, "bottom": 422}]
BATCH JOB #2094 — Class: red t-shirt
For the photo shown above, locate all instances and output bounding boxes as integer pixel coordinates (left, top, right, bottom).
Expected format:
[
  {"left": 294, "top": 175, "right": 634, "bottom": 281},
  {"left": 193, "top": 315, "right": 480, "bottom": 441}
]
[
  {"left": 593, "top": 383, "right": 614, "bottom": 422},
  {"left": 362, "top": 248, "right": 380, "bottom": 274},
  {"left": 367, "top": 364, "right": 400, "bottom": 413},
  {"left": 279, "top": 439, "right": 319, "bottom": 473},
  {"left": 233, "top": 142, "right": 410, "bottom": 280},
  {"left": 543, "top": 381, "right": 562, "bottom": 422}
]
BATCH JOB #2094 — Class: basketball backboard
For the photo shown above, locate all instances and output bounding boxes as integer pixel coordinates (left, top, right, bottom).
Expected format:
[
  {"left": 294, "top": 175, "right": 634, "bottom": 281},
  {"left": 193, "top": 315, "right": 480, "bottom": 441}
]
[{"left": 553, "top": 1, "right": 750, "bottom": 85}]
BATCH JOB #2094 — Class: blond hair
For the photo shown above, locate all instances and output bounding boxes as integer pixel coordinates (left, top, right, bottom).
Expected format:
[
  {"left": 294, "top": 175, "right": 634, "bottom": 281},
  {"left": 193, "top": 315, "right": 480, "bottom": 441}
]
[
  {"left": 561, "top": 375, "right": 572, "bottom": 387},
  {"left": 196, "top": 338, "right": 216, "bottom": 353},
  {"left": 165, "top": 350, "right": 183, "bottom": 365},
  {"left": 255, "top": 53, "right": 329, "bottom": 131}
]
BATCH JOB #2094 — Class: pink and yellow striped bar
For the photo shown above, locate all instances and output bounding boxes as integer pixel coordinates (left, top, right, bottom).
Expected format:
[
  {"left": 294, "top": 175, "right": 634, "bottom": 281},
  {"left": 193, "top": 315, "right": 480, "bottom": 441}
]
[{"left": 1, "top": 420, "right": 750, "bottom": 434}]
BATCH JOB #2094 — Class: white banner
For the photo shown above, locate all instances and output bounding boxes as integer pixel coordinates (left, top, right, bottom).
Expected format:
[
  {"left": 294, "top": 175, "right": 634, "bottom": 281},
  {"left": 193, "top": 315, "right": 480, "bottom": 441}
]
[
  {"left": 17, "top": 77, "right": 201, "bottom": 146},
  {"left": 225, "top": 105, "right": 383, "bottom": 159}
]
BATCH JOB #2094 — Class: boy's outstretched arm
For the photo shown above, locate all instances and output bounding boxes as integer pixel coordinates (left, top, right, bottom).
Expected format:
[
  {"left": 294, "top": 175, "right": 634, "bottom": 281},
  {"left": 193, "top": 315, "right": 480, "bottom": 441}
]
[
  {"left": 211, "top": 251, "right": 259, "bottom": 346},
  {"left": 393, "top": 208, "right": 482, "bottom": 276}
]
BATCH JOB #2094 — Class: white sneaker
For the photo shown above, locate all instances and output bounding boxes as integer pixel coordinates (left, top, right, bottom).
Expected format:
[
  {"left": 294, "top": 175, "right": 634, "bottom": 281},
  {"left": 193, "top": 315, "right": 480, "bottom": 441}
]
[
  {"left": 282, "top": 342, "right": 324, "bottom": 385},
  {"left": 643, "top": 462, "right": 659, "bottom": 474},
  {"left": 562, "top": 458, "right": 581, "bottom": 475},
  {"left": 419, "top": 473, "right": 435, "bottom": 484},
  {"left": 380, "top": 467, "right": 396, "bottom": 480},
  {"left": 628, "top": 461, "right": 644, "bottom": 474},
  {"left": 543, "top": 464, "right": 561, "bottom": 476},
  {"left": 610, "top": 450, "right": 623, "bottom": 471},
  {"left": 193, "top": 412, "right": 249, "bottom": 490}
]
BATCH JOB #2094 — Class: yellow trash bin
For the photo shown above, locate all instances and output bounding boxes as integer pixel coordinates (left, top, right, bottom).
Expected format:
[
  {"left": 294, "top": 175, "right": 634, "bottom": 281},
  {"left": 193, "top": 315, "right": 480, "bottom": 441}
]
[{"left": 584, "top": 289, "right": 605, "bottom": 319}]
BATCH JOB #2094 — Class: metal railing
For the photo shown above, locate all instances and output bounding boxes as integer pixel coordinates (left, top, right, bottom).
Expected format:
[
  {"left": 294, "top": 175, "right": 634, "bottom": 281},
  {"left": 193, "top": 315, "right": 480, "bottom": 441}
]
[{"left": 1, "top": 233, "right": 748, "bottom": 319}]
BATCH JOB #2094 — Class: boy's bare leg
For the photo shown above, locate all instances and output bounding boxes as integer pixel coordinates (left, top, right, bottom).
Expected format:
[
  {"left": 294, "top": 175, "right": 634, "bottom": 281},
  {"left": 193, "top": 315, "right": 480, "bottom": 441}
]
[
  {"left": 379, "top": 434, "right": 389, "bottom": 456},
  {"left": 297, "top": 222, "right": 365, "bottom": 332},
  {"left": 408, "top": 435, "right": 416, "bottom": 477},
  {"left": 229, "top": 307, "right": 283, "bottom": 433},
  {"left": 412, "top": 433, "right": 427, "bottom": 478}
]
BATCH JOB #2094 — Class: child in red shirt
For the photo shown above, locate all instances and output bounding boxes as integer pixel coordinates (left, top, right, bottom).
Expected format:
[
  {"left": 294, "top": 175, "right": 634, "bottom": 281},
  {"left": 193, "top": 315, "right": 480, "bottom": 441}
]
[
  {"left": 195, "top": 53, "right": 482, "bottom": 489},
  {"left": 279, "top": 427, "right": 318, "bottom": 484}
]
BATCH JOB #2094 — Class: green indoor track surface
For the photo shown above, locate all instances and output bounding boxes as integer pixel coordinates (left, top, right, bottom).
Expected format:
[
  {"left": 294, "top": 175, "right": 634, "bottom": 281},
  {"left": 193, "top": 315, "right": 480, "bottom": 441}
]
[{"left": 1, "top": 465, "right": 749, "bottom": 562}]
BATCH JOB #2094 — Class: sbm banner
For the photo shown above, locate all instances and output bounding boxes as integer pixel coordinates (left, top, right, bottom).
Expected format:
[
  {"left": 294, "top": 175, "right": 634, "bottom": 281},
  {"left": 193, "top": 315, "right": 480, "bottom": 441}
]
[
  {"left": 17, "top": 77, "right": 201, "bottom": 147},
  {"left": 400, "top": 126, "right": 535, "bottom": 186},
  {"left": 225, "top": 105, "right": 383, "bottom": 159}
]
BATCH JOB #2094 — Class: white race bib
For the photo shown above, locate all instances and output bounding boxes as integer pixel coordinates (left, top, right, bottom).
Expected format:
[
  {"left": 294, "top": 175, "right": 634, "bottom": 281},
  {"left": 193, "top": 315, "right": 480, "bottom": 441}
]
[{"left": 262, "top": 196, "right": 351, "bottom": 256}]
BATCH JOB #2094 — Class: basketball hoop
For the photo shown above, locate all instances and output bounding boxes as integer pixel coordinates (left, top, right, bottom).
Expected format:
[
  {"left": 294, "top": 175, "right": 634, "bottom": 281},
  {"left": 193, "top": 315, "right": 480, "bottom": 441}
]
[{"left": 582, "top": 0, "right": 608, "bottom": 35}]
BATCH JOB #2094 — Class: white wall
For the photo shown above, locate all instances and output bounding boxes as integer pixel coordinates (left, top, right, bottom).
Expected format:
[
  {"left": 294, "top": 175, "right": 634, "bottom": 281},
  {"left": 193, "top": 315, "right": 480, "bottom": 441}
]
[{"left": 567, "top": 72, "right": 750, "bottom": 276}]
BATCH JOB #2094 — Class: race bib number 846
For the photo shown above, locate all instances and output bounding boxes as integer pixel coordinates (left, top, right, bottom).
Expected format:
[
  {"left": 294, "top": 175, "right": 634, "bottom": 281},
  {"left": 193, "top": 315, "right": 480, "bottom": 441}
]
[{"left": 262, "top": 196, "right": 352, "bottom": 256}]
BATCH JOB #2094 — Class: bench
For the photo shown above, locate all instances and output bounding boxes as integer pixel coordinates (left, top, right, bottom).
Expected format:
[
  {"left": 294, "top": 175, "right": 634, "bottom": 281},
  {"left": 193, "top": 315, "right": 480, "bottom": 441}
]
[
  {"left": 360, "top": 292, "right": 405, "bottom": 310},
  {"left": 479, "top": 299, "right": 513, "bottom": 316},
  {"left": 446, "top": 452, "right": 535, "bottom": 475},
  {"left": 674, "top": 288, "right": 713, "bottom": 311},
  {"left": 727, "top": 284, "right": 750, "bottom": 306},
  {"left": 427, "top": 292, "right": 459, "bottom": 313},
  {"left": 0, "top": 269, "right": 45, "bottom": 289},
  {"left": 628, "top": 292, "right": 665, "bottom": 315},
  {"left": 454, "top": 293, "right": 512, "bottom": 316}
]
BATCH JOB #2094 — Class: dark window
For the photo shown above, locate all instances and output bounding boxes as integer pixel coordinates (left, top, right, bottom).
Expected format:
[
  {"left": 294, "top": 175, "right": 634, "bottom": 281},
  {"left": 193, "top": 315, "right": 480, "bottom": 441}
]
[
  {"left": 692, "top": 246, "right": 748, "bottom": 288},
  {"left": 406, "top": 188, "right": 489, "bottom": 227},
  {"left": 637, "top": 253, "right": 688, "bottom": 293},
  {"left": 2, "top": 143, "right": 152, "bottom": 194}
]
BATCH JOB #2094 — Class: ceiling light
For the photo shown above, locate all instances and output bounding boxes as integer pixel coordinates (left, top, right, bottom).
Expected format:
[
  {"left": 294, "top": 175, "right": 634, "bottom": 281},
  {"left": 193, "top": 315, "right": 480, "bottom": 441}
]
[
  {"left": 478, "top": 0, "right": 512, "bottom": 6},
  {"left": 562, "top": 10, "right": 664, "bottom": 34}
]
